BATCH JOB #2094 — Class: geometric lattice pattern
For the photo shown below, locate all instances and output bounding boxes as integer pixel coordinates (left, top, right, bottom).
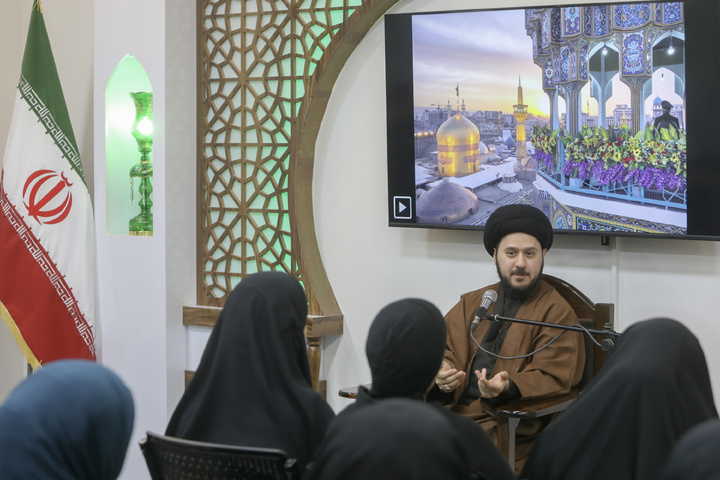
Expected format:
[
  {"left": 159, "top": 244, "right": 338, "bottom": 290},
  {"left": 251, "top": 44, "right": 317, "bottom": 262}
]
[{"left": 198, "top": 0, "right": 366, "bottom": 306}]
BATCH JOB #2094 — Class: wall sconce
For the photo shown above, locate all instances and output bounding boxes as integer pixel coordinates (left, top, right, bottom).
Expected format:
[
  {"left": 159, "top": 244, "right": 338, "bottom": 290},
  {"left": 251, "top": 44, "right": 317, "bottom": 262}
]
[
  {"left": 668, "top": 34, "right": 675, "bottom": 55},
  {"left": 129, "top": 91, "right": 153, "bottom": 236}
]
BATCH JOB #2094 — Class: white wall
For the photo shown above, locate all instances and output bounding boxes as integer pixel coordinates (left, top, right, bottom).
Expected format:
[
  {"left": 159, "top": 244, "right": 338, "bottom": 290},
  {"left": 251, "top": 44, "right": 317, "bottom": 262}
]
[{"left": 93, "top": 2, "right": 196, "bottom": 480}]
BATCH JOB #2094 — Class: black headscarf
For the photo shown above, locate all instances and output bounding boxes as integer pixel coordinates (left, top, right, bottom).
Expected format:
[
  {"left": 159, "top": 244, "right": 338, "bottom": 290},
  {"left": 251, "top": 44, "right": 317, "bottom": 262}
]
[
  {"left": 521, "top": 318, "right": 718, "bottom": 480},
  {"left": 483, "top": 204, "right": 553, "bottom": 256},
  {"left": 365, "top": 298, "right": 446, "bottom": 398},
  {"left": 165, "top": 271, "right": 335, "bottom": 469},
  {"left": 0, "top": 359, "right": 134, "bottom": 480},
  {"left": 657, "top": 419, "right": 720, "bottom": 480},
  {"left": 304, "top": 398, "right": 473, "bottom": 480},
  {"left": 343, "top": 298, "right": 517, "bottom": 480}
]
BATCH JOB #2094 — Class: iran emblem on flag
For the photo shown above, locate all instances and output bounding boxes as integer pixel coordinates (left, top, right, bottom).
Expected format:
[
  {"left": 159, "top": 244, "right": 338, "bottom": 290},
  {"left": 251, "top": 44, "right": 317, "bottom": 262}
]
[
  {"left": 23, "top": 169, "right": 74, "bottom": 225},
  {"left": 0, "top": 2, "right": 96, "bottom": 368}
]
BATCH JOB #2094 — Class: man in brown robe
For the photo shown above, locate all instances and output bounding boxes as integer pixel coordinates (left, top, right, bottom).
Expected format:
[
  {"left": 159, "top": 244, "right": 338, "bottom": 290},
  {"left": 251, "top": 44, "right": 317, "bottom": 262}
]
[{"left": 434, "top": 204, "right": 585, "bottom": 472}]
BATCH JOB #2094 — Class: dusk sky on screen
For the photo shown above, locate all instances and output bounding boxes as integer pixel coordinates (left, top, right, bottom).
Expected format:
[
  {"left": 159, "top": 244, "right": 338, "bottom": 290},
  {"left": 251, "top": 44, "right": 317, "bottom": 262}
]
[{"left": 411, "top": 7, "right": 683, "bottom": 118}]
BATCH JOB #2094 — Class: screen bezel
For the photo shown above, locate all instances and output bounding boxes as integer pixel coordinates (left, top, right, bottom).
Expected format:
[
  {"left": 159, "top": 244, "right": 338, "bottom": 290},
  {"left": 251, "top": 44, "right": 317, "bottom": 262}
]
[{"left": 384, "top": 0, "right": 720, "bottom": 241}]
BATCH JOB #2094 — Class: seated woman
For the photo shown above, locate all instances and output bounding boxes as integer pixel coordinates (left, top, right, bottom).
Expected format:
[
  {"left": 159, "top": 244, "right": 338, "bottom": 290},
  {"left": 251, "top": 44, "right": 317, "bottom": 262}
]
[
  {"left": 521, "top": 317, "right": 718, "bottom": 480},
  {"left": 338, "top": 298, "right": 516, "bottom": 480},
  {"left": 304, "top": 398, "right": 474, "bottom": 480},
  {"left": 165, "top": 271, "right": 334, "bottom": 471},
  {"left": 0, "top": 359, "right": 135, "bottom": 479},
  {"left": 656, "top": 419, "right": 720, "bottom": 480}
]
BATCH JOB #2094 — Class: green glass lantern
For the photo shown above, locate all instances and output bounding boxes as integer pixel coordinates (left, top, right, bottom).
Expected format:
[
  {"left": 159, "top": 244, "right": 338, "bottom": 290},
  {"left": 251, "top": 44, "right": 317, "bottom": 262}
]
[{"left": 129, "top": 91, "right": 153, "bottom": 236}]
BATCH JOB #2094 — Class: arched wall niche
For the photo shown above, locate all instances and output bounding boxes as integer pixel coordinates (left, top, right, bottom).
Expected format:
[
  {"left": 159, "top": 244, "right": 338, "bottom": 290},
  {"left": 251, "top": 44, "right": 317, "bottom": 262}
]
[{"left": 105, "top": 54, "right": 153, "bottom": 235}]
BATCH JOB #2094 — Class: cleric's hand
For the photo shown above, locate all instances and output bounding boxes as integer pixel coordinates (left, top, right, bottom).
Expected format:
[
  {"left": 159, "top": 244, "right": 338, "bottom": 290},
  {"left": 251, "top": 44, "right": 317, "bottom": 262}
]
[
  {"left": 475, "top": 368, "right": 509, "bottom": 398},
  {"left": 435, "top": 360, "right": 466, "bottom": 393}
]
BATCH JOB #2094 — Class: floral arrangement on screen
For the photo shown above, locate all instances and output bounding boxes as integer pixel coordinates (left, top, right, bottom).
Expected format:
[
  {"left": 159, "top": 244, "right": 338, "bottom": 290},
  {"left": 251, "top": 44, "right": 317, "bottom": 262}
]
[
  {"left": 530, "top": 125, "right": 559, "bottom": 172},
  {"left": 532, "top": 124, "right": 686, "bottom": 191}
]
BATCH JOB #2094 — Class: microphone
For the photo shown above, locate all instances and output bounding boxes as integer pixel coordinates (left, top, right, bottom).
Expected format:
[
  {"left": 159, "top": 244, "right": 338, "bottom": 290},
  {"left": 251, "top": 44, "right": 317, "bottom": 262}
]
[
  {"left": 600, "top": 337, "right": 615, "bottom": 352},
  {"left": 470, "top": 290, "right": 497, "bottom": 332}
]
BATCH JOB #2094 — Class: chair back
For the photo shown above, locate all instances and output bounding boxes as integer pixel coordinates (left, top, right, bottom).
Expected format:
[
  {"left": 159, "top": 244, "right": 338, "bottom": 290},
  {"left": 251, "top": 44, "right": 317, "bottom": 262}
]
[
  {"left": 139, "top": 431, "right": 301, "bottom": 480},
  {"left": 541, "top": 273, "right": 614, "bottom": 385},
  {"left": 494, "top": 274, "right": 616, "bottom": 468}
]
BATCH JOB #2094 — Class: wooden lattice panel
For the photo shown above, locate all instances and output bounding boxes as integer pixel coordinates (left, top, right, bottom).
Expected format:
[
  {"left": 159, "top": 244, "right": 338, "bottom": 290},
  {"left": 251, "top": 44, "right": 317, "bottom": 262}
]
[{"left": 197, "top": 0, "right": 399, "bottom": 310}]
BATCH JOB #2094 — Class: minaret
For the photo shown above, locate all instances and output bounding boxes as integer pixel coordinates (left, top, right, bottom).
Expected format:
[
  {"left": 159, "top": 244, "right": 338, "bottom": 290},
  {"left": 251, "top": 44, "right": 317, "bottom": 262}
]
[
  {"left": 454, "top": 83, "right": 460, "bottom": 116},
  {"left": 513, "top": 75, "right": 528, "bottom": 167}
]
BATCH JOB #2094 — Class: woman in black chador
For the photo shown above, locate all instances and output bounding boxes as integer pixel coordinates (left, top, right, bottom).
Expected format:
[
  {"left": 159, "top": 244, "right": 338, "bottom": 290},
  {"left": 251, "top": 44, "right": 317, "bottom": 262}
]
[
  {"left": 166, "top": 271, "right": 334, "bottom": 471},
  {"left": 656, "top": 418, "right": 720, "bottom": 480},
  {"left": 521, "top": 317, "right": 718, "bottom": 480},
  {"left": 304, "top": 398, "right": 474, "bottom": 480}
]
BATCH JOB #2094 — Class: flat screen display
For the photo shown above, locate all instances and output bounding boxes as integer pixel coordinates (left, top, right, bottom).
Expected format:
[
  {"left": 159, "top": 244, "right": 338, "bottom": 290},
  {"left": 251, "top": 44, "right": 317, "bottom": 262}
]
[{"left": 385, "top": 0, "right": 720, "bottom": 240}]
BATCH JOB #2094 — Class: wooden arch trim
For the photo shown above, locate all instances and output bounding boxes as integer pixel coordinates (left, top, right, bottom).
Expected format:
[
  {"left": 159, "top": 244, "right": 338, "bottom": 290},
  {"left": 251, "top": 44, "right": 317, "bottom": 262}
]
[{"left": 292, "top": 0, "right": 401, "bottom": 318}]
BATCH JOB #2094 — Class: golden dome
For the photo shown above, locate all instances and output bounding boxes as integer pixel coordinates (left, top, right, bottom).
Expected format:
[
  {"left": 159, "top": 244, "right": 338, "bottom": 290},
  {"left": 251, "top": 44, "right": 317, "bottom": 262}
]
[
  {"left": 437, "top": 114, "right": 479, "bottom": 145},
  {"left": 435, "top": 114, "right": 481, "bottom": 177}
]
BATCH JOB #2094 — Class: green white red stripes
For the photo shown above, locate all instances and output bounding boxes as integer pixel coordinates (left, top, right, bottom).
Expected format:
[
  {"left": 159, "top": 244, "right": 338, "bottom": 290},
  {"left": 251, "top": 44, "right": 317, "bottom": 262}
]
[{"left": 0, "top": 2, "right": 95, "bottom": 368}]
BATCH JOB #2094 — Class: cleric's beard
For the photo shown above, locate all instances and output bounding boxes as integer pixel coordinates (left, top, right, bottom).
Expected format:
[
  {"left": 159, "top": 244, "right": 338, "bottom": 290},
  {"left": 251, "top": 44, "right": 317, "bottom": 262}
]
[{"left": 496, "top": 260, "right": 544, "bottom": 302}]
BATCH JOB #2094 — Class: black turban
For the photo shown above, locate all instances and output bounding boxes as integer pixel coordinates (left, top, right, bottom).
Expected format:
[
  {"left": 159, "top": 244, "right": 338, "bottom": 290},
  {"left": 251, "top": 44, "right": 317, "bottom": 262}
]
[{"left": 483, "top": 204, "right": 553, "bottom": 256}]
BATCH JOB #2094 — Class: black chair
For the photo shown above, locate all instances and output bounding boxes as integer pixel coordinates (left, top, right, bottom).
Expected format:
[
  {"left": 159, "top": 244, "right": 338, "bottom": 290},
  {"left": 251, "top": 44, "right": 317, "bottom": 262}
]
[
  {"left": 139, "top": 431, "right": 302, "bottom": 480},
  {"left": 492, "top": 274, "right": 614, "bottom": 466}
]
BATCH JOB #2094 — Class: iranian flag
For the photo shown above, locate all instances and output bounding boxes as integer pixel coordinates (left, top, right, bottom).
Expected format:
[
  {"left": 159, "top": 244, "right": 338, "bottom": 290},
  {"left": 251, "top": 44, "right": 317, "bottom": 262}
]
[{"left": 0, "top": 2, "right": 95, "bottom": 368}]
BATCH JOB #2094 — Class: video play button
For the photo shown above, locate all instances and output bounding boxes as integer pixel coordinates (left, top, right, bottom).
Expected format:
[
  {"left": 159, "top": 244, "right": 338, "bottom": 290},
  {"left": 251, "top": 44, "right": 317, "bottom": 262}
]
[{"left": 393, "top": 196, "right": 412, "bottom": 219}]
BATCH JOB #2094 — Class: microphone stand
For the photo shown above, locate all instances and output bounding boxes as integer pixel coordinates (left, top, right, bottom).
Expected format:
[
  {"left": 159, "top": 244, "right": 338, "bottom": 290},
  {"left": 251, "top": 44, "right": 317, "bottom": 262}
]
[{"left": 485, "top": 313, "right": 621, "bottom": 351}]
